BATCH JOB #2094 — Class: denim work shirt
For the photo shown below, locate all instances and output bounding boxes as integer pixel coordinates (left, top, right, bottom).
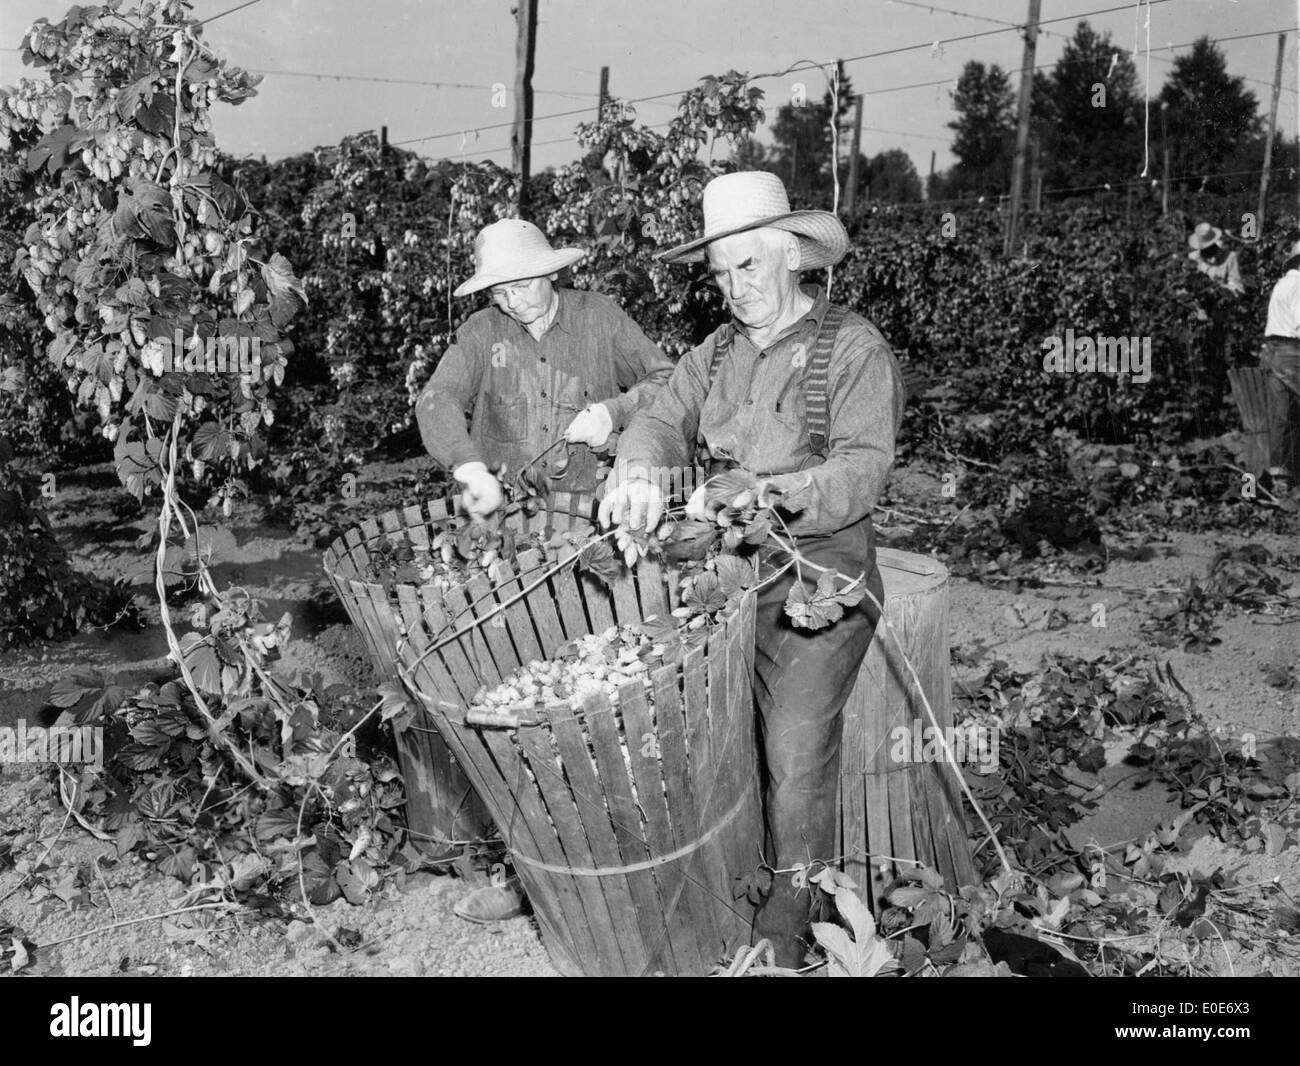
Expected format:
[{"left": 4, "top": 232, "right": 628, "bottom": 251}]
[
  {"left": 616, "top": 286, "right": 906, "bottom": 537},
  {"left": 416, "top": 288, "right": 674, "bottom": 487}
]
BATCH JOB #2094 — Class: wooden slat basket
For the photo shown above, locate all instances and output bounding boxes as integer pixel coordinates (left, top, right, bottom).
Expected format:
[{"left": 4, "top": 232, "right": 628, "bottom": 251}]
[
  {"left": 322, "top": 493, "right": 598, "bottom": 851},
  {"left": 327, "top": 494, "right": 763, "bottom": 976},
  {"left": 838, "top": 548, "right": 976, "bottom": 910}
]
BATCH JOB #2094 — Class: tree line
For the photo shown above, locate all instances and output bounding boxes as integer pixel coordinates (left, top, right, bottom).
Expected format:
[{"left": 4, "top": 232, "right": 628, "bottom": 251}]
[{"left": 732, "top": 23, "right": 1295, "bottom": 211}]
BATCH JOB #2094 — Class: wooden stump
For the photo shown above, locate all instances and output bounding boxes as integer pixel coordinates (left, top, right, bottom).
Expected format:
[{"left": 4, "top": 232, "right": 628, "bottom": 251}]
[
  {"left": 836, "top": 547, "right": 975, "bottom": 909},
  {"left": 1230, "top": 366, "right": 1300, "bottom": 476}
]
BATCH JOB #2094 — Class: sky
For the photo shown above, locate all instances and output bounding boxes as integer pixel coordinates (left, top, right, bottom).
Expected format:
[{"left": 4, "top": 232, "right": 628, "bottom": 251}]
[{"left": 2, "top": 0, "right": 1297, "bottom": 182}]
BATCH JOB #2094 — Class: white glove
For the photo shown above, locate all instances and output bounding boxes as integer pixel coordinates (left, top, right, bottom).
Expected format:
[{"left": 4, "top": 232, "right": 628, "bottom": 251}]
[
  {"left": 685, "top": 483, "right": 710, "bottom": 522},
  {"left": 686, "top": 475, "right": 779, "bottom": 523},
  {"left": 597, "top": 477, "right": 664, "bottom": 533},
  {"left": 564, "top": 403, "right": 614, "bottom": 448},
  {"left": 453, "top": 461, "right": 503, "bottom": 520}
]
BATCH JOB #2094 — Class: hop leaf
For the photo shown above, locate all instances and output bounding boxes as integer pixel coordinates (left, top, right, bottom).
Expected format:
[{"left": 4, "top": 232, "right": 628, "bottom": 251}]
[
  {"left": 713, "top": 555, "right": 756, "bottom": 597},
  {"left": 658, "top": 519, "right": 717, "bottom": 561},
  {"left": 577, "top": 539, "right": 623, "bottom": 586},
  {"left": 702, "top": 469, "right": 757, "bottom": 513},
  {"left": 784, "top": 569, "right": 869, "bottom": 630},
  {"left": 683, "top": 572, "right": 728, "bottom": 614}
]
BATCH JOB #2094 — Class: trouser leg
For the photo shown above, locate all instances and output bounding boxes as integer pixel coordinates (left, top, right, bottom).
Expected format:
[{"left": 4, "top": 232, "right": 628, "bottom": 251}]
[
  {"left": 750, "top": 523, "right": 882, "bottom": 967},
  {"left": 1262, "top": 345, "right": 1300, "bottom": 476}
]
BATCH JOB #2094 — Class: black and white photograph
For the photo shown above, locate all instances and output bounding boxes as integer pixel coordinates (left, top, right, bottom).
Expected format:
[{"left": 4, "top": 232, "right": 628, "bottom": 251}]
[{"left": 0, "top": 0, "right": 1297, "bottom": 1010}]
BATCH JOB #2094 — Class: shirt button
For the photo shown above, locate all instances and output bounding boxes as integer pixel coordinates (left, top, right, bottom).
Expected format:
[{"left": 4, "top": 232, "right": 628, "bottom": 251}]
[
  {"left": 540, "top": 391, "right": 547, "bottom": 398},
  {"left": 539, "top": 356, "right": 547, "bottom": 363},
  {"left": 542, "top": 425, "right": 549, "bottom": 432},
  {"left": 745, "top": 399, "right": 754, "bottom": 406}
]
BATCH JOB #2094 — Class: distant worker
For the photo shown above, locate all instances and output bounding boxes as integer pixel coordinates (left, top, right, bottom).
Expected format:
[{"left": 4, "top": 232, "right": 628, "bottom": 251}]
[
  {"left": 1259, "top": 238, "right": 1300, "bottom": 477},
  {"left": 1187, "top": 221, "right": 1244, "bottom": 297}
]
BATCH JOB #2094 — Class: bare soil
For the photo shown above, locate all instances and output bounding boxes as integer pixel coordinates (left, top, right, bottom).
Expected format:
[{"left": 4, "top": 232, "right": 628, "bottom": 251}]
[{"left": 1, "top": 455, "right": 1297, "bottom": 976}]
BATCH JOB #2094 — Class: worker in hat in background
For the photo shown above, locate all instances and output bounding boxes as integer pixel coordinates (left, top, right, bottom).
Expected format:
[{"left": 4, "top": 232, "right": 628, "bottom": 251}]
[
  {"left": 417, "top": 218, "right": 674, "bottom": 523},
  {"left": 1259, "top": 238, "right": 1300, "bottom": 477},
  {"left": 599, "top": 170, "right": 906, "bottom": 967},
  {"left": 1186, "top": 221, "right": 1246, "bottom": 412},
  {"left": 416, "top": 218, "right": 674, "bottom": 923},
  {"left": 1187, "top": 221, "right": 1245, "bottom": 296}
]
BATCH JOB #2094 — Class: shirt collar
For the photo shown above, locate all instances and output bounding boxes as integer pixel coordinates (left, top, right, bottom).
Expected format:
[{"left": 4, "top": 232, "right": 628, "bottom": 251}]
[
  {"left": 546, "top": 287, "right": 573, "bottom": 337},
  {"left": 799, "top": 284, "right": 831, "bottom": 329}
]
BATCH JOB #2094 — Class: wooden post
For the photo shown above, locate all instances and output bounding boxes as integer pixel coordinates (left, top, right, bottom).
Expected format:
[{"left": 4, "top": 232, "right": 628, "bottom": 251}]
[
  {"left": 1160, "top": 101, "right": 1170, "bottom": 217},
  {"left": 844, "top": 94, "right": 864, "bottom": 216},
  {"left": 511, "top": 0, "right": 537, "bottom": 218},
  {"left": 1030, "top": 138, "right": 1042, "bottom": 211},
  {"left": 928, "top": 149, "right": 936, "bottom": 201},
  {"left": 375, "top": 125, "right": 388, "bottom": 269},
  {"left": 598, "top": 65, "right": 609, "bottom": 118},
  {"left": 1003, "top": 0, "right": 1041, "bottom": 257},
  {"left": 1258, "top": 33, "right": 1287, "bottom": 234}
]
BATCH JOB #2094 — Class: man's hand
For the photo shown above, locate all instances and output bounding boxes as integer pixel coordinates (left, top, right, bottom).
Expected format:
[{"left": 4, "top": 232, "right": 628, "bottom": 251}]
[
  {"left": 453, "top": 461, "right": 504, "bottom": 520},
  {"left": 597, "top": 476, "right": 664, "bottom": 532},
  {"left": 564, "top": 403, "right": 614, "bottom": 448},
  {"left": 685, "top": 472, "right": 782, "bottom": 523}
]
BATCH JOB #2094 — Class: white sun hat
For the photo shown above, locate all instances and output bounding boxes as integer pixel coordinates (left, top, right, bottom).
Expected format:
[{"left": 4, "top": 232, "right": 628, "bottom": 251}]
[
  {"left": 657, "top": 170, "right": 849, "bottom": 269},
  {"left": 454, "top": 219, "right": 587, "bottom": 297}
]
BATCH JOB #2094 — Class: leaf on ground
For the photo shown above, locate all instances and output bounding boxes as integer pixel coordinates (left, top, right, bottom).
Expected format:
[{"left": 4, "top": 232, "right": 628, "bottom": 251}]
[
  {"left": 46, "top": 679, "right": 95, "bottom": 709},
  {"left": 157, "top": 845, "right": 196, "bottom": 881},
  {"left": 812, "top": 883, "right": 899, "bottom": 978},
  {"left": 255, "top": 807, "right": 301, "bottom": 843},
  {"left": 301, "top": 851, "right": 341, "bottom": 906}
]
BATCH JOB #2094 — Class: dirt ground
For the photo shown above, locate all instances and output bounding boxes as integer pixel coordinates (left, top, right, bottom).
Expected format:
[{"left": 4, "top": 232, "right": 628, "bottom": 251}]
[{"left": 1, "top": 455, "right": 1297, "bottom": 977}]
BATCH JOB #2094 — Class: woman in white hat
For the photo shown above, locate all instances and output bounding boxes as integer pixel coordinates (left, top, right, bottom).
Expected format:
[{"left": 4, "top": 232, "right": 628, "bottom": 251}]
[
  {"left": 416, "top": 219, "right": 673, "bottom": 522},
  {"left": 600, "top": 170, "right": 907, "bottom": 967}
]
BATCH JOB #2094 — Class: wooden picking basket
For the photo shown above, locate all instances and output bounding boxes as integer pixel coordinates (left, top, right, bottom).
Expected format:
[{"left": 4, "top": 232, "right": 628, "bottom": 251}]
[
  {"left": 322, "top": 493, "right": 598, "bottom": 851},
  {"left": 838, "top": 548, "right": 976, "bottom": 909},
  {"left": 327, "top": 495, "right": 763, "bottom": 976}
]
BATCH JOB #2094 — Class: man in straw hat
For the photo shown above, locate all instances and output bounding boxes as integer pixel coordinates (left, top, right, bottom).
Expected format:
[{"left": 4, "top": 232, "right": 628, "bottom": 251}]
[
  {"left": 417, "top": 218, "right": 673, "bottom": 922},
  {"left": 417, "top": 219, "right": 673, "bottom": 520},
  {"left": 598, "top": 171, "right": 906, "bottom": 966}
]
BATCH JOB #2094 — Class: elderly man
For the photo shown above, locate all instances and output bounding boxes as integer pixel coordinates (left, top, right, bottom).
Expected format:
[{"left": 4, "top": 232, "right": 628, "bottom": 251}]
[
  {"left": 599, "top": 171, "right": 906, "bottom": 966},
  {"left": 417, "top": 219, "right": 673, "bottom": 922},
  {"left": 417, "top": 219, "right": 674, "bottom": 517}
]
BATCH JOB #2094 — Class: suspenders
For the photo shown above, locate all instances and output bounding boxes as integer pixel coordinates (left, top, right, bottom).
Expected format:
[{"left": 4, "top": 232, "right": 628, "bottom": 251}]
[{"left": 707, "top": 304, "right": 849, "bottom": 460}]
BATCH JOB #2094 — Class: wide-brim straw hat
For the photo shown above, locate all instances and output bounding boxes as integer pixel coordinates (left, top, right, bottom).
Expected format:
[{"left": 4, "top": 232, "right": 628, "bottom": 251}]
[
  {"left": 1187, "top": 221, "right": 1224, "bottom": 251},
  {"left": 454, "top": 219, "right": 587, "bottom": 297},
  {"left": 657, "top": 171, "right": 849, "bottom": 270}
]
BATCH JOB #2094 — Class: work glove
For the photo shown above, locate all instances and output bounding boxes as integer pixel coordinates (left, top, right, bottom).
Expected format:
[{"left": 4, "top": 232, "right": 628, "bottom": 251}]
[
  {"left": 453, "top": 461, "right": 504, "bottom": 520},
  {"left": 564, "top": 403, "right": 614, "bottom": 448},
  {"left": 597, "top": 475, "right": 665, "bottom": 533},
  {"left": 685, "top": 472, "right": 781, "bottom": 523}
]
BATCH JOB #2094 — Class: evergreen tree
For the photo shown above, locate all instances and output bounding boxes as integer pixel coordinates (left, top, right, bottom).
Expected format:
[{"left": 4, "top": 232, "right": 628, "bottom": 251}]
[
  {"left": 1032, "top": 21, "right": 1144, "bottom": 191},
  {"left": 946, "top": 61, "right": 1016, "bottom": 198},
  {"left": 1159, "top": 37, "right": 1260, "bottom": 193}
]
